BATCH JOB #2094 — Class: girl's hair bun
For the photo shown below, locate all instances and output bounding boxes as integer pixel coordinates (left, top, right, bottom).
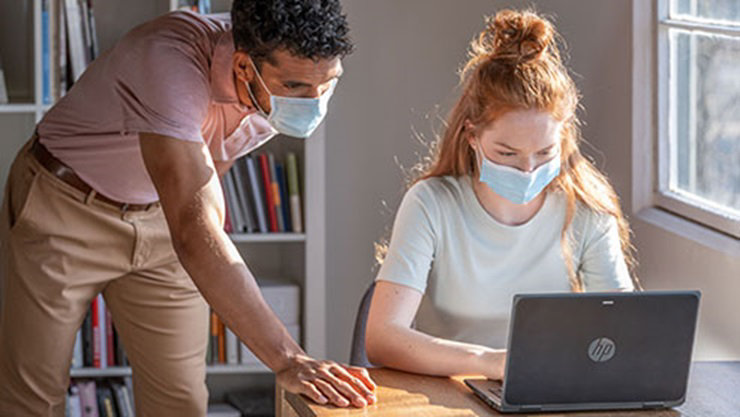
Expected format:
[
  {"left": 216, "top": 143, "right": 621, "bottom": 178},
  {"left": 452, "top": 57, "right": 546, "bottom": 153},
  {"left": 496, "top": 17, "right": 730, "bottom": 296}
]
[{"left": 472, "top": 9, "right": 555, "bottom": 65}]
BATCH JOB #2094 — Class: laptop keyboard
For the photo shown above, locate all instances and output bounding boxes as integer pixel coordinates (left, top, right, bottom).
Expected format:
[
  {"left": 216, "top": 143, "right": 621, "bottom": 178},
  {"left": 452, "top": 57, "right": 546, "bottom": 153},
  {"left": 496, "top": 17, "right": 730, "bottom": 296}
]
[{"left": 488, "top": 382, "right": 503, "bottom": 399}]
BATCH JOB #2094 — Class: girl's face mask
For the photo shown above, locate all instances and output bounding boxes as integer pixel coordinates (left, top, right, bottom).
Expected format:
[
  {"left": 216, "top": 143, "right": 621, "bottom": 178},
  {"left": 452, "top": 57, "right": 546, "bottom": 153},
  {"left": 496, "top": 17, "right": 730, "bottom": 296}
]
[{"left": 476, "top": 143, "right": 561, "bottom": 204}]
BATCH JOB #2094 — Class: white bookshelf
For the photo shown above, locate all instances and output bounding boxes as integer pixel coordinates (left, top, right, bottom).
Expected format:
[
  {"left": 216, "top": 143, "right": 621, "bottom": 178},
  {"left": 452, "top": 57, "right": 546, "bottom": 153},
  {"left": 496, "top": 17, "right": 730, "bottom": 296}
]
[{"left": 2, "top": 0, "right": 327, "bottom": 402}]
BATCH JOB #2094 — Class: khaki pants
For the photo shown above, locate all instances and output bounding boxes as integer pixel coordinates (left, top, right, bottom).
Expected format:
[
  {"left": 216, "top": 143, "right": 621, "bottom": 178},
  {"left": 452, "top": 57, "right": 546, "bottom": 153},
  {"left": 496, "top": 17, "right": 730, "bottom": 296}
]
[{"left": 0, "top": 139, "right": 210, "bottom": 417}]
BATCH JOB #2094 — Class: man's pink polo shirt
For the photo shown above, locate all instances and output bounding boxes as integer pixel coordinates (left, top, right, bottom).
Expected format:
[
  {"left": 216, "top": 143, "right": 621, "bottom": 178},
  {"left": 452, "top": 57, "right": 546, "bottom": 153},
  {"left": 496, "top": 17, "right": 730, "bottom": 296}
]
[{"left": 37, "top": 11, "right": 276, "bottom": 204}]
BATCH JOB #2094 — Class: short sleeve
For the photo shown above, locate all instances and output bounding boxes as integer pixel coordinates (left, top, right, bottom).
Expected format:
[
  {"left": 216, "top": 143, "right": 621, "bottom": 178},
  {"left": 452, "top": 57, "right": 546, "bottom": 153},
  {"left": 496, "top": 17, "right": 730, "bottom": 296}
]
[
  {"left": 579, "top": 213, "right": 634, "bottom": 291},
  {"left": 112, "top": 33, "right": 210, "bottom": 142},
  {"left": 375, "top": 182, "right": 438, "bottom": 294}
]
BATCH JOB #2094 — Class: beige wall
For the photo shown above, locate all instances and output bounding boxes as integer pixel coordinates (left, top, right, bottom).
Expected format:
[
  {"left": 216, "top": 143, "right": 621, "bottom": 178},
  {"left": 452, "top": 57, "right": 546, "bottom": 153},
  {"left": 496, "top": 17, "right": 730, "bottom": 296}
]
[{"left": 323, "top": 0, "right": 740, "bottom": 362}]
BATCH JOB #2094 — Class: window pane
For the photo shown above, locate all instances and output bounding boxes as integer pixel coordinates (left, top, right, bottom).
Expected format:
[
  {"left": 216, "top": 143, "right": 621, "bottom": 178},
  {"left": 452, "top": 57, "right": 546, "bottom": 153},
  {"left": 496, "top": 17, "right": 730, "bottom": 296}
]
[
  {"left": 670, "top": 30, "right": 740, "bottom": 214},
  {"left": 671, "top": 0, "right": 740, "bottom": 24}
]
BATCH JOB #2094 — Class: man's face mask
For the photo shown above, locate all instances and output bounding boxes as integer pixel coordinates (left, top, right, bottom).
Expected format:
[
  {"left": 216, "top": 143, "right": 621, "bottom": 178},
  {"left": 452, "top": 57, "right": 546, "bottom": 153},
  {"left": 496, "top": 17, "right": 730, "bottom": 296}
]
[{"left": 245, "top": 59, "right": 336, "bottom": 139}]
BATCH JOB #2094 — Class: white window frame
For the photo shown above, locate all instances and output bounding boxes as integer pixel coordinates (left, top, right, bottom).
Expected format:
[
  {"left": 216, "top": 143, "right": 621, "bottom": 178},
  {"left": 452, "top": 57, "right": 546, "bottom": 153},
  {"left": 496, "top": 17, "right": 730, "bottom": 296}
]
[{"left": 632, "top": 0, "right": 740, "bottom": 250}]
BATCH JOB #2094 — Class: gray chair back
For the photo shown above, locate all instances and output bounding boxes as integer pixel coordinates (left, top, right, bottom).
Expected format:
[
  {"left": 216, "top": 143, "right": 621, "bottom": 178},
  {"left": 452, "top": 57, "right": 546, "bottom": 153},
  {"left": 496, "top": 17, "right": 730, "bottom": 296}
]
[{"left": 349, "top": 282, "right": 376, "bottom": 367}]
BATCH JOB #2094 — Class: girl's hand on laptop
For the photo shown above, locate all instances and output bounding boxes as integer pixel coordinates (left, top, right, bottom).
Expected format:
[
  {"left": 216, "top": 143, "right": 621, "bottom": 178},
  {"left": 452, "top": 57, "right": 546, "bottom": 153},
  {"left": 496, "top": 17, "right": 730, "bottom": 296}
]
[{"left": 479, "top": 350, "right": 507, "bottom": 380}]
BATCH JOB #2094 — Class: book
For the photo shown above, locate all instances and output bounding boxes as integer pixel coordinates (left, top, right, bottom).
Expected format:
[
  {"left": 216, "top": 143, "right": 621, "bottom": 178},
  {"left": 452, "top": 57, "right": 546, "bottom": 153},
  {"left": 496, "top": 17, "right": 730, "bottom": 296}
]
[
  {"left": 72, "top": 328, "right": 84, "bottom": 368},
  {"left": 268, "top": 153, "right": 285, "bottom": 232},
  {"left": 258, "top": 154, "right": 278, "bottom": 232},
  {"left": 82, "top": 309, "right": 93, "bottom": 366},
  {"left": 96, "top": 385, "right": 117, "bottom": 417},
  {"left": 0, "top": 55, "right": 8, "bottom": 104},
  {"left": 276, "top": 163, "right": 292, "bottom": 232},
  {"left": 232, "top": 161, "right": 257, "bottom": 233},
  {"left": 285, "top": 153, "right": 303, "bottom": 233},
  {"left": 91, "top": 296, "right": 102, "bottom": 368},
  {"left": 78, "top": 380, "right": 99, "bottom": 417},
  {"left": 223, "top": 171, "right": 245, "bottom": 232},
  {"left": 105, "top": 307, "right": 115, "bottom": 367},
  {"left": 92, "top": 294, "right": 107, "bottom": 368},
  {"left": 86, "top": 0, "right": 99, "bottom": 60},
  {"left": 245, "top": 156, "right": 268, "bottom": 233},
  {"left": 64, "top": 0, "right": 88, "bottom": 81},
  {"left": 42, "top": 0, "right": 52, "bottom": 104},
  {"left": 68, "top": 383, "right": 83, "bottom": 417},
  {"left": 225, "top": 327, "right": 238, "bottom": 365},
  {"left": 217, "top": 317, "right": 225, "bottom": 364},
  {"left": 210, "top": 310, "right": 219, "bottom": 364},
  {"left": 110, "top": 381, "right": 134, "bottom": 417},
  {"left": 58, "top": 0, "right": 68, "bottom": 96},
  {"left": 123, "top": 377, "right": 134, "bottom": 411},
  {"left": 114, "top": 326, "right": 128, "bottom": 367}
]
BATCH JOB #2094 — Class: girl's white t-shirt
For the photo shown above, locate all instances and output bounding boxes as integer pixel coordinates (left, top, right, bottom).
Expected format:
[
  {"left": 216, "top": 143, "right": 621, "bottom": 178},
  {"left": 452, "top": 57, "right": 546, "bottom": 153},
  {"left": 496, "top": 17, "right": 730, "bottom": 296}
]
[{"left": 376, "top": 175, "right": 633, "bottom": 349}]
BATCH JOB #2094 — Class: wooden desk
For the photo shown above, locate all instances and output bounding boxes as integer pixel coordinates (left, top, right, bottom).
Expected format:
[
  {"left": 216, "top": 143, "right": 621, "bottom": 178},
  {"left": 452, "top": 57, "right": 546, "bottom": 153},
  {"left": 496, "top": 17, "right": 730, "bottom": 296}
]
[{"left": 276, "top": 362, "right": 739, "bottom": 417}]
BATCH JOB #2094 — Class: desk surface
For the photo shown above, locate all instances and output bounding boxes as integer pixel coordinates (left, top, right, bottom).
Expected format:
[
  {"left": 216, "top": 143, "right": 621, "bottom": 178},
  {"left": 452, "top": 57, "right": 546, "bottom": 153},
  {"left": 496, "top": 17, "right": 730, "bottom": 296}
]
[{"left": 276, "top": 362, "right": 740, "bottom": 417}]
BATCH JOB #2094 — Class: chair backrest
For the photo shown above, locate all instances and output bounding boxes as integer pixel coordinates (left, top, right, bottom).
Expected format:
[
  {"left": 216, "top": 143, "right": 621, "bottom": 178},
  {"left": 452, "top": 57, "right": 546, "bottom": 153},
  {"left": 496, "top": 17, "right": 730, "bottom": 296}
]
[{"left": 349, "top": 282, "right": 376, "bottom": 367}]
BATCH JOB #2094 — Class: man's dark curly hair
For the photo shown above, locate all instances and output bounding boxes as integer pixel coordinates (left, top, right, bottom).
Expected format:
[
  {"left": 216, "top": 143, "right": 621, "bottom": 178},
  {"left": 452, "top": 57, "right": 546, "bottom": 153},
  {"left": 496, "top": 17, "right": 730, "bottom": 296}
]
[{"left": 231, "top": 0, "right": 354, "bottom": 66}]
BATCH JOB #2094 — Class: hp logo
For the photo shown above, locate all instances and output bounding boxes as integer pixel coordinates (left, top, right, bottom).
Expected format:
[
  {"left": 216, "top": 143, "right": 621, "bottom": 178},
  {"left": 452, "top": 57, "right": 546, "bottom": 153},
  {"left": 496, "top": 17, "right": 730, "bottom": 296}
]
[{"left": 588, "top": 337, "right": 616, "bottom": 363}]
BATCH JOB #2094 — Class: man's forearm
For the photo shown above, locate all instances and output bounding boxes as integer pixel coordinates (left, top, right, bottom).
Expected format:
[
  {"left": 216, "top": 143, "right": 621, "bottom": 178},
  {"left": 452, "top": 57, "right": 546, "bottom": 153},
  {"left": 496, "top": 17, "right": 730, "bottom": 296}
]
[{"left": 174, "top": 221, "right": 303, "bottom": 372}]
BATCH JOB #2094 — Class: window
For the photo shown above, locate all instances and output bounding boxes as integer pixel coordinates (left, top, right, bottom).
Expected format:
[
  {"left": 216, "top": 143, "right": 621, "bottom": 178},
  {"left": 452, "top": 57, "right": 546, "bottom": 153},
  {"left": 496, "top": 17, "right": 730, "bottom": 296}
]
[{"left": 655, "top": 0, "right": 740, "bottom": 238}]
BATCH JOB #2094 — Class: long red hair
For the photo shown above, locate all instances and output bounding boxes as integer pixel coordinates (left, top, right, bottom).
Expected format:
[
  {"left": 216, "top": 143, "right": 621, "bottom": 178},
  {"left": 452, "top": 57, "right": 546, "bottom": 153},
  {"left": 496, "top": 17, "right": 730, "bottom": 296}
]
[{"left": 397, "top": 9, "right": 639, "bottom": 291}]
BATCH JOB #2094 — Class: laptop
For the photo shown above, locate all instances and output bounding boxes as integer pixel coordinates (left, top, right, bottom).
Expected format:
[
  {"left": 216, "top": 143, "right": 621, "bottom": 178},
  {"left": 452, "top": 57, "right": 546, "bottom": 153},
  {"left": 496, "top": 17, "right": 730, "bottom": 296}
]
[{"left": 465, "top": 291, "right": 700, "bottom": 413}]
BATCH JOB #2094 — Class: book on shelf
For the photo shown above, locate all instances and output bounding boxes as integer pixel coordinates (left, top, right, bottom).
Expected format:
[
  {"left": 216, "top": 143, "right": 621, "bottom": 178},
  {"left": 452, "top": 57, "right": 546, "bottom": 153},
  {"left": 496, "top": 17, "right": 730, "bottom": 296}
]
[
  {"left": 96, "top": 385, "right": 116, "bottom": 417},
  {"left": 0, "top": 55, "right": 7, "bottom": 104},
  {"left": 207, "top": 278, "right": 300, "bottom": 367},
  {"left": 67, "top": 383, "right": 82, "bottom": 417},
  {"left": 258, "top": 154, "right": 278, "bottom": 232},
  {"left": 77, "top": 380, "right": 98, "bottom": 417},
  {"left": 71, "top": 296, "right": 127, "bottom": 370},
  {"left": 68, "top": 379, "right": 134, "bottom": 417},
  {"left": 276, "top": 162, "right": 293, "bottom": 232},
  {"left": 267, "top": 153, "right": 285, "bottom": 232},
  {"left": 175, "top": 0, "right": 211, "bottom": 13},
  {"left": 245, "top": 156, "right": 268, "bottom": 233},
  {"left": 231, "top": 158, "right": 258, "bottom": 233},
  {"left": 63, "top": 0, "right": 98, "bottom": 84},
  {"left": 286, "top": 153, "right": 303, "bottom": 233},
  {"left": 221, "top": 152, "right": 303, "bottom": 235}
]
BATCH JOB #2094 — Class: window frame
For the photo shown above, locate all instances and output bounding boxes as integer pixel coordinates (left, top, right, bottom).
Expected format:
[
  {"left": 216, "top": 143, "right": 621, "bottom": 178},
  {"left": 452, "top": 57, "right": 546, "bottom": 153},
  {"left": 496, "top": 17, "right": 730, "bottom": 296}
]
[{"left": 632, "top": 0, "right": 740, "bottom": 244}]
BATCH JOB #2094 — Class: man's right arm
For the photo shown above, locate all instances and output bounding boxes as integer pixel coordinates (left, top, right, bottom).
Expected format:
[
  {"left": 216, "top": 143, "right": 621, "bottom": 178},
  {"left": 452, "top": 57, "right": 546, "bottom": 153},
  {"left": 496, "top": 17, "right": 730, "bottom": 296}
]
[{"left": 139, "top": 132, "right": 376, "bottom": 408}]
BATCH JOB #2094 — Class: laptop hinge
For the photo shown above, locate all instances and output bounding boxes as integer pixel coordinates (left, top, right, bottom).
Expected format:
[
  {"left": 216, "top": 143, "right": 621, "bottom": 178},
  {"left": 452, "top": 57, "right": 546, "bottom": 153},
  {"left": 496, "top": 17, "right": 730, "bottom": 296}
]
[{"left": 643, "top": 402, "right": 665, "bottom": 409}]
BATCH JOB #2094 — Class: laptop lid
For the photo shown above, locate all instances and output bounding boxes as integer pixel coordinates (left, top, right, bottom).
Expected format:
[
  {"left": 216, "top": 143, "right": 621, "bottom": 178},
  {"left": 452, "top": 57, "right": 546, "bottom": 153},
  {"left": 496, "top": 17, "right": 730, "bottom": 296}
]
[{"left": 501, "top": 291, "right": 700, "bottom": 410}]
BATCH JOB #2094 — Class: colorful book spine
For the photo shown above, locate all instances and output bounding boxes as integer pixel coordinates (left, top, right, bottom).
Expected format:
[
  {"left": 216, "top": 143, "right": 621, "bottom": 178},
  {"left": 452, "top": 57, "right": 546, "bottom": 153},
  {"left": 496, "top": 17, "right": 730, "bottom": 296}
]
[
  {"left": 41, "top": 0, "right": 52, "bottom": 104},
  {"left": 286, "top": 153, "right": 303, "bottom": 233},
  {"left": 210, "top": 310, "right": 219, "bottom": 364},
  {"left": 78, "top": 380, "right": 99, "bottom": 417},
  {"left": 258, "top": 154, "right": 278, "bottom": 232},
  {"left": 68, "top": 383, "right": 82, "bottom": 417},
  {"left": 276, "top": 163, "right": 292, "bottom": 232},
  {"left": 91, "top": 296, "right": 102, "bottom": 368},
  {"left": 246, "top": 156, "right": 268, "bottom": 233},
  {"left": 268, "top": 153, "right": 285, "bottom": 232},
  {"left": 217, "top": 317, "right": 225, "bottom": 364},
  {"left": 96, "top": 386, "right": 116, "bottom": 417}
]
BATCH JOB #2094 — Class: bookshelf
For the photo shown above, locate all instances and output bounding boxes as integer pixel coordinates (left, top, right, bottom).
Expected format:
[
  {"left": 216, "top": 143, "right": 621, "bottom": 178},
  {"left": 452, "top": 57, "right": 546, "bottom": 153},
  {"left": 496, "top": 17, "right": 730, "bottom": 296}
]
[{"left": 0, "top": 0, "right": 327, "bottom": 405}]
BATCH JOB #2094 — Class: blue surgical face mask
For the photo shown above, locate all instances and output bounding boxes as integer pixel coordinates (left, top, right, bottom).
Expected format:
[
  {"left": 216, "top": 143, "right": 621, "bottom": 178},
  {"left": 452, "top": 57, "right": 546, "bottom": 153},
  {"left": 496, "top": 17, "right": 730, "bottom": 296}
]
[
  {"left": 245, "top": 59, "right": 336, "bottom": 138},
  {"left": 477, "top": 144, "right": 561, "bottom": 204}
]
